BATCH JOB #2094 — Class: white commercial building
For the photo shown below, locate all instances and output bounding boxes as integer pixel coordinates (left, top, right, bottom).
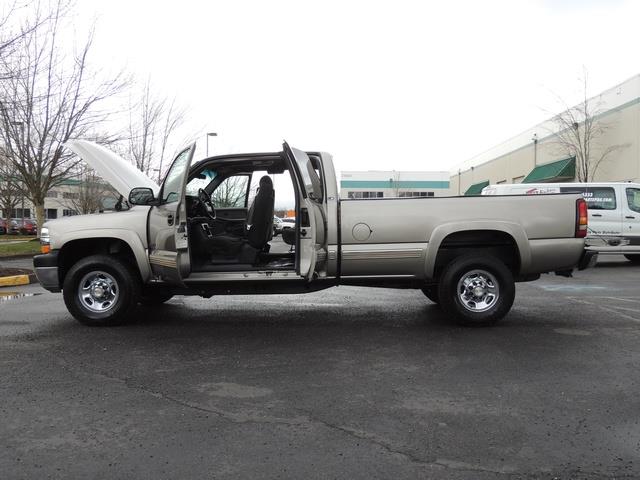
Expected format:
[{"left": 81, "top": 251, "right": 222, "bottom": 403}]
[
  {"left": 340, "top": 170, "right": 450, "bottom": 199},
  {"left": 1, "top": 178, "right": 118, "bottom": 221},
  {"left": 451, "top": 74, "right": 640, "bottom": 195}
]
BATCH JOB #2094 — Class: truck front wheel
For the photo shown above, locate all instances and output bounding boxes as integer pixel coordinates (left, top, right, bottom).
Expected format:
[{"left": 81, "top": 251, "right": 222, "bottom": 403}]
[
  {"left": 62, "top": 254, "right": 140, "bottom": 326},
  {"left": 438, "top": 254, "right": 515, "bottom": 326}
]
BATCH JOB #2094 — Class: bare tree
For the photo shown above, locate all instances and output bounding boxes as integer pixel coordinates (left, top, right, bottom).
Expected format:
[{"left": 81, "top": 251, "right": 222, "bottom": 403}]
[
  {"left": 214, "top": 177, "right": 248, "bottom": 208},
  {"left": 550, "top": 70, "right": 629, "bottom": 182},
  {"left": 0, "top": 1, "right": 55, "bottom": 64},
  {"left": 124, "top": 79, "right": 186, "bottom": 180},
  {"left": 61, "top": 166, "right": 118, "bottom": 215},
  {"left": 0, "top": 149, "right": 22, "bottom": 218},
  {"left": 0, "top": 0, "right": 127, "bottom": 233}
]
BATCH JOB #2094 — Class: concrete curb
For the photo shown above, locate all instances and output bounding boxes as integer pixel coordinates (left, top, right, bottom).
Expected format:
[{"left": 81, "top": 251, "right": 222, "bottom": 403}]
[
  {"left": 0, "top": 273, "right": 38, "bottom": 287},
  {"left": 0, "top": 253, "right": 38, "bottom": 260}
]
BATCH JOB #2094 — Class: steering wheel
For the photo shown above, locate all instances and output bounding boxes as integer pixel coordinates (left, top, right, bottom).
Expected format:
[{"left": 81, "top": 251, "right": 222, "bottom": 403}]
[{"left": 198, "top": 188, "right": 216, "bottom": 220}]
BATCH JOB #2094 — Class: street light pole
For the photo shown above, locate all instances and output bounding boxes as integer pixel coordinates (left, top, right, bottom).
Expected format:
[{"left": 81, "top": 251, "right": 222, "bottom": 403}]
[{"left": 206, "top": 132, "right": 217, "bottom": 157}]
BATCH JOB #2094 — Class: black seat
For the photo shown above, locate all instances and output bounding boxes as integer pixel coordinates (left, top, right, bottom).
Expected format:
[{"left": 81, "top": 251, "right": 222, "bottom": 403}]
[
  {"left": 246, "top": 175, "right": 275, "bottom": 248},
  {"left": 209, "top": 175, "right": 274, "bottom": 263}
]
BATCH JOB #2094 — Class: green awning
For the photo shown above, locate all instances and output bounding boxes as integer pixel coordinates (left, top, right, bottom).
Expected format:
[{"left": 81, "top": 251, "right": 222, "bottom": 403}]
[
  {"left": 523, "top": 157, "right": 575, "bottom": 183},
  {"left": 464, "top": 180, "right": 490, "bottom": 196}
]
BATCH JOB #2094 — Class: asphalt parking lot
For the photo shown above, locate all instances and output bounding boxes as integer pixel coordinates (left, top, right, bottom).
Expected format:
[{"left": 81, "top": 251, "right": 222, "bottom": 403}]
[{"left": 1, "top": 256, "right": 639, "bottom": 479}]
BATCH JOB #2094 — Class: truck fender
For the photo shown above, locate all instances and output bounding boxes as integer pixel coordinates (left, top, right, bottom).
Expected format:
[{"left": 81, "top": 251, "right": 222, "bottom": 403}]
[
  {"left": 424, "top": 221, "right": 531, "bottom": 279},
  {"left": 58, "top": 229, "right": 152, "bottom": 282}
]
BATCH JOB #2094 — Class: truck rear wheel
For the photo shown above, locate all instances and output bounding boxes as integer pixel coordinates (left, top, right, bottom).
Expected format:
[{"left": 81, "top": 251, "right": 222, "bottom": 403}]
[
  {"left": 624, "top": 254, "right": 640, "bottom": 264},
  {"left": 438, "top": 254, "right": 515, "bottom": 326},
  {"left": 62, "top": 254, "right": 140, "bottom": 326}
]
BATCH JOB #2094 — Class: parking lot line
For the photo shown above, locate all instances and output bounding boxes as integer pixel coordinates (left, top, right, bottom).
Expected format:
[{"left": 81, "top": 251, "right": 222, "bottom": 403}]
[
  {"left": 567, "top": 296, "right": 640, "bottom": 323},
  {"left": 599, "top": 296, "right": 640, "bottom": 304}
]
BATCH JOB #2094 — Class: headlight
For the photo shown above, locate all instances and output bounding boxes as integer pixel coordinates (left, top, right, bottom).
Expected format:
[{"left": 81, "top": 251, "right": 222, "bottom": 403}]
[{"left": 40, "top": 227, "right": 51, "bottom": 253}]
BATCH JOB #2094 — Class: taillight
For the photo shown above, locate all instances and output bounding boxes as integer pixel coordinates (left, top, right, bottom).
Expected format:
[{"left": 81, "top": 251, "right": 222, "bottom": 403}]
[{"left": 576, "top": 198, "right": 588, "bottom": 238}]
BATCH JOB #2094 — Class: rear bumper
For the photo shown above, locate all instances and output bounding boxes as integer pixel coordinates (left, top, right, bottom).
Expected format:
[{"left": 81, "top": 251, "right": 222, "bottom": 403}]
[
  {"left": 33, "top": 251, "right": 61, "bottom": 292},
  {"left": 578, "top": 249, "right": 598, "bottom": 270}
]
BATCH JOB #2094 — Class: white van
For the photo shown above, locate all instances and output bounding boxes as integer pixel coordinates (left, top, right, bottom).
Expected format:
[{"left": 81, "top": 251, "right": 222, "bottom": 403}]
[{"left": 482, "top": 182, "right": 640, "bottom": 262}]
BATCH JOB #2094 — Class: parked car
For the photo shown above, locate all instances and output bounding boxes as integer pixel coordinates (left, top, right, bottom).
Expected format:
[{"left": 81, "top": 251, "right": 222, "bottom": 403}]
[
  {"left": 280, "top": 217, "right": 295, "bottom": 230},
  {"left": 0, "top": 218, "right": 6, "bottom": 235},
  {"left": 9, "top": 218, "right": 38, "bottom": 235},
  {"left": 272, "top": 216, "right": 283, "bottom": 236},
  {"left": 482, "top": 182, "right": 640, "bottom": 263}
]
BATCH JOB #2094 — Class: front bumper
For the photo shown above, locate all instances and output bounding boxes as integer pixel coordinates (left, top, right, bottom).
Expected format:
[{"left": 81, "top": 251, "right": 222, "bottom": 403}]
[
  {"left": 33, "top": 251, "right": 61, "bottom": 292},
  {"left": 578, "top": 249, "right": 598, "bottom": 271}
]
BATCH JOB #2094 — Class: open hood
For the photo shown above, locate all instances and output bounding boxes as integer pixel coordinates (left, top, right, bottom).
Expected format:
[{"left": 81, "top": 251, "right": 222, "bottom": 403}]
[{"left": 64, "top": 140, "right": 160, "bottom": 199}]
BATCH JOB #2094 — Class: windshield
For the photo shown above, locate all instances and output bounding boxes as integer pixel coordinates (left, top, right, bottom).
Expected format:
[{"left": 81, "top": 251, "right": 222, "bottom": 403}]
[{"left": 186, "top": 168, "right": 217, "bottom": 196}]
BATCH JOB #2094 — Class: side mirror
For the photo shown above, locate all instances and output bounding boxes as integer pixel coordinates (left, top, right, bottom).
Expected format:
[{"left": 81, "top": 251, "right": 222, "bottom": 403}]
[{"left": 129, "top": 187, "right": 156, "bottom": 206}]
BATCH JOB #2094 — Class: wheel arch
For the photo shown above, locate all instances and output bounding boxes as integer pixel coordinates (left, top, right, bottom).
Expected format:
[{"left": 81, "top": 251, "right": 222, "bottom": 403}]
[
  {"left": 424, "top": 222, "right": 530, "bottom": 280},
  {"left": 57, "top": 232, "right": 150, "bottom": 285}
]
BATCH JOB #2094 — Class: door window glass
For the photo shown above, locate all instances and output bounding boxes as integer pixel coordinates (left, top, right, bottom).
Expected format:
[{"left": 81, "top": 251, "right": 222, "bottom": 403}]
[
  {"left": 162, "top": 148, "right": 191, "bottom": 203},
  {"left": 213, "top": 175, "right": 249, "bottom": 208},
  {"left": 626, "top": 188, "right": 640, "bottom": 213}
]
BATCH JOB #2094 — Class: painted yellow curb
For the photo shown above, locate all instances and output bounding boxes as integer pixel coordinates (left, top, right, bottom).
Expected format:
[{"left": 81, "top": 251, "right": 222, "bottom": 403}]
[{"left": 0, "top": 275, "right": 30, "bottom": 287}]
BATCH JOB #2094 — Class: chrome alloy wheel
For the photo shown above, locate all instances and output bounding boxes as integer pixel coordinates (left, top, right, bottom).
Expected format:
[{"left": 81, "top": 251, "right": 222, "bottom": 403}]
[
  {"left": 456, "top": 269, "right": 499, "bottom": 313},
  {"left": 78, "top": 271, "right": 119, "bottom": 313}
]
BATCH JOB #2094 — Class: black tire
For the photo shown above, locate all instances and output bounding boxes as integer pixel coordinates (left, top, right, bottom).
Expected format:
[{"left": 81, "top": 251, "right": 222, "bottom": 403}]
[
  {"left": 421, "top": 285, "right": 440, "bottom": 304},
  {"left": 62, "top": 254, "right": 140, "bottom": 326},
  {"left": 624, "top": 254, "right": 640, "bottom": 264},
  {"left": 139, "top": 291, "right": 174, "bottom": 306},
  {"left": 437, "top": 254, "right": 515, "bottom": 327}
]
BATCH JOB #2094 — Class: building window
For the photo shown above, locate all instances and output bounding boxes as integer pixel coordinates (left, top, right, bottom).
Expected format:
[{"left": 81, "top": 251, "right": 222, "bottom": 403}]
[
  {"left": 46, "top": 209, "right": 58, "bottom": 219},
  {"left": 10, "top": 208, "right": 30, "bottom": 218},
  {"left": 46, "top": 190, "right": 58, "bottom": 198},
  {"left": 497, "top": 180, "right": 506, "bottom": 184},
  {"left": 398, "top": 191, "right": 434, "bottom": 197},
  {"left": 512, "top": 176, "right": 524, "bottom": 184},
  {"left": 63, "top": 209, "right": 78, "bottom": 216},
  {"left": 63, "top": 192, "right": 79, "bottom": 200},
  {"left": 347, "top": 191, "right": 383, "bottom": 199}
]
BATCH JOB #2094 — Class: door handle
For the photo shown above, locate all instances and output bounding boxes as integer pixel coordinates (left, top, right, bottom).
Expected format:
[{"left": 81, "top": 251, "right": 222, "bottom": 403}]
[
  {"left": 626, "top": 215, "right": 635, "bottom": 219},
  {"left": 167, "top": 214, "right": 174, "bottom": 226},
  {"left": 591, "top": 214, "right": 602, "bottom": 217}
]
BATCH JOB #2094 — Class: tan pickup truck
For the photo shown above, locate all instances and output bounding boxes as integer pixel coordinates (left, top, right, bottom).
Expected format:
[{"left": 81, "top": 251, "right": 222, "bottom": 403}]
[{"left": 34, "top": 141, "right": 596, "bottom": 327}]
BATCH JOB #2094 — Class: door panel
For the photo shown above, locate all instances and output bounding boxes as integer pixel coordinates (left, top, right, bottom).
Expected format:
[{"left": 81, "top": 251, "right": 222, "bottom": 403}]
[
  {"left": 215, "top": 208, "right": 248, "bottom": 221},
  {"left": 297, "top": 205, "right": 318, "bottom": 280},
  {"left": 148, "top": 144, "right": 196, "bottom": 285},
  {"left": 283, "top": 143, "right": 326, "bottom": 281},
  {"left": 585, "top": 186, "right": 621, "bottom": 235}
]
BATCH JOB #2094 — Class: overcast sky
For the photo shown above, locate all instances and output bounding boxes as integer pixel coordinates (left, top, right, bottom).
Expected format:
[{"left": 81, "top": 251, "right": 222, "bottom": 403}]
[{"left": 76, "top": 0, "right": 640, "bottom": 173}]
